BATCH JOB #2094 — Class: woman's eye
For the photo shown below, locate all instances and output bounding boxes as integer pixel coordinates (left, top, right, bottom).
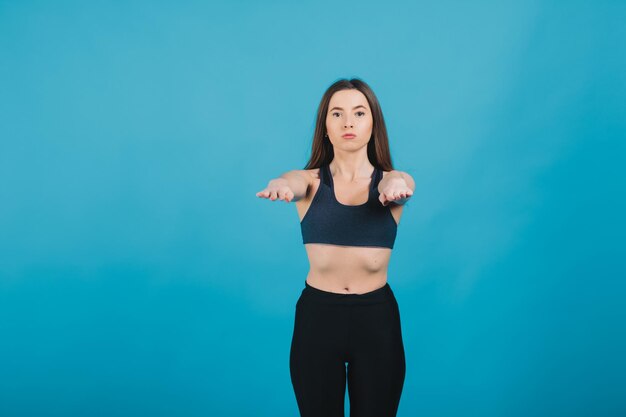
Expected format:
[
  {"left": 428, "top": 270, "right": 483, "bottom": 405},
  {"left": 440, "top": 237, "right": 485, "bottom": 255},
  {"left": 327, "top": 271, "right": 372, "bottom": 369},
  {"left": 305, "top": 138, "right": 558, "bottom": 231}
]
[
  {"left": 356, "top": 111, "right": 365, "bottom": 116},
  {"left": 332, "top": 112, "right": 341, "bottom": 117}
]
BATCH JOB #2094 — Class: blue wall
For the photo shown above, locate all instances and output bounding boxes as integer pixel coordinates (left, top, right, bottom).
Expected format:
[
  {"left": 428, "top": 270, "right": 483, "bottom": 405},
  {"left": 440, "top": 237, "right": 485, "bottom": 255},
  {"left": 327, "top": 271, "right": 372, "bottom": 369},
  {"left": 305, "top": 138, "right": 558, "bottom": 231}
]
[{"left": 1, "top": 1, "right": 624, "bottom": 416}]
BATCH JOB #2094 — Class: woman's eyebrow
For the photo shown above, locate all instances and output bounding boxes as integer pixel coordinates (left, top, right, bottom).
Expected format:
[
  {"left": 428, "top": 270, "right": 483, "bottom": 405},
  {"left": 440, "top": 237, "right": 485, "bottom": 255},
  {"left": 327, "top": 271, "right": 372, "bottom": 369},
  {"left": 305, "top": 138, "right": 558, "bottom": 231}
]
[{"left": 329, "top": 105, "right": 367, "bottom": 111}]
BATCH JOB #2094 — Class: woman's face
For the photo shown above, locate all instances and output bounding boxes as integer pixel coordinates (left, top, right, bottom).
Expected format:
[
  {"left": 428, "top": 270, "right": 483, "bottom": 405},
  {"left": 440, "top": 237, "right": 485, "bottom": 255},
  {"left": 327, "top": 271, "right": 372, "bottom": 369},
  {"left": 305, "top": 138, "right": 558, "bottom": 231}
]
[{"left": 325, "top": 89, "right": 373, "bottom": 150}]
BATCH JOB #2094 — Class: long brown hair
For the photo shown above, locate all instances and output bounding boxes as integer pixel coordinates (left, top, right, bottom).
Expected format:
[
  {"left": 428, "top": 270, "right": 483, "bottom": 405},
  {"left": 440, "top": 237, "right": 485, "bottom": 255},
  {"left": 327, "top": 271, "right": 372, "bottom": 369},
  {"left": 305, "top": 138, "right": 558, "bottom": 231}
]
[{"left": 303, "top": 78, "right": 394, "bottom": 171}]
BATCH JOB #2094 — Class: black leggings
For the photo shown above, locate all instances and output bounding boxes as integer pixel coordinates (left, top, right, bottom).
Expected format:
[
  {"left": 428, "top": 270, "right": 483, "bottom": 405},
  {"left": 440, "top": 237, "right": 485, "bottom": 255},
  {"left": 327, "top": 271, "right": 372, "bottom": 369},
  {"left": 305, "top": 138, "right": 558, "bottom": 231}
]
[{"left": 290, "top": 280, "right": 406, "bottom": 417}]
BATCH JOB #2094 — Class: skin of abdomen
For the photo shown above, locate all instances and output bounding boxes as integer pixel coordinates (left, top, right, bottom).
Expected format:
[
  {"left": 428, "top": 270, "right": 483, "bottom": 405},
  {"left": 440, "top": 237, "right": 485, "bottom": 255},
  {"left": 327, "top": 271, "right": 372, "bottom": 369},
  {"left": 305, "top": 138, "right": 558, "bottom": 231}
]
[{"left": 303, "top": 244, "right": 392, "bottom": 293}]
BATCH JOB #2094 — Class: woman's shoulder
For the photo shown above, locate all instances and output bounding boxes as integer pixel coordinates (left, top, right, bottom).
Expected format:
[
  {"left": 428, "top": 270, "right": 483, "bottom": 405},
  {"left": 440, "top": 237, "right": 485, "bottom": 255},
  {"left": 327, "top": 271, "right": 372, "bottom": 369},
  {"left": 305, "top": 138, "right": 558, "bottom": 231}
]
[
  {"left": 294, "top": 168, "right": 323, "bottom": 207},
  {"left": 302, "top": 167, "right": 322, "bottom": 181}
]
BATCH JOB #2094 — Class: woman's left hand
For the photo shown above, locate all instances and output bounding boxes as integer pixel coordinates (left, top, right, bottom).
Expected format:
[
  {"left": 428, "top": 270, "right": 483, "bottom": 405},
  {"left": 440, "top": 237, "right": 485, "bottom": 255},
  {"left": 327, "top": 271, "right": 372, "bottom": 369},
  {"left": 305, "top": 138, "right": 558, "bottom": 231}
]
[{"left": 379, "top": 178, "right": 413, "bottom": 206}]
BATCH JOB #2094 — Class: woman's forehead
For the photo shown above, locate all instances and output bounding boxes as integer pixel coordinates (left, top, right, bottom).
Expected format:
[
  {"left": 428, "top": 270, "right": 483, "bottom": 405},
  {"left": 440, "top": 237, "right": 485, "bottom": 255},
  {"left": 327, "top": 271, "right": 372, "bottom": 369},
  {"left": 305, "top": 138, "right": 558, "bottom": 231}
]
[{"left": 329, "top": 89, "right": 367, "bottom": 106}]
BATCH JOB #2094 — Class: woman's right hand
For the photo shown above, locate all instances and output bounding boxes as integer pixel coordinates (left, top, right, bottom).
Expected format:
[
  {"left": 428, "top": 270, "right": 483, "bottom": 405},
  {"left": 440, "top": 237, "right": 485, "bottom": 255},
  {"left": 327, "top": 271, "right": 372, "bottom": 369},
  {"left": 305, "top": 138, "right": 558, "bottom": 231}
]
[{"left": 256, "top": 178, "right": 295, "bottom": 203}]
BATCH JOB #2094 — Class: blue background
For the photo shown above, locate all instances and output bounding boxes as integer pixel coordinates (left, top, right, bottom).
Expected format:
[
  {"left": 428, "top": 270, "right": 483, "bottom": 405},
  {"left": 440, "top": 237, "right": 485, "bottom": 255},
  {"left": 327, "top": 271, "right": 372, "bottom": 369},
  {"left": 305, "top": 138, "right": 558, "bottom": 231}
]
[{"left": 1, "top": 1, "right": 625, "bottom": 416}]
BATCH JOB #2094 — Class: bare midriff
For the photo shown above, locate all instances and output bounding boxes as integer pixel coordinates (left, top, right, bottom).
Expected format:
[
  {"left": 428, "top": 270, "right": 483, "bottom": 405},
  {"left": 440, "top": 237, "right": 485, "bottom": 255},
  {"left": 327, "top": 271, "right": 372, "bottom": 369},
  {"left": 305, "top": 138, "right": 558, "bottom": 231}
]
[{"left": 303, "top": 243, "right": 392, "bottom": 294}]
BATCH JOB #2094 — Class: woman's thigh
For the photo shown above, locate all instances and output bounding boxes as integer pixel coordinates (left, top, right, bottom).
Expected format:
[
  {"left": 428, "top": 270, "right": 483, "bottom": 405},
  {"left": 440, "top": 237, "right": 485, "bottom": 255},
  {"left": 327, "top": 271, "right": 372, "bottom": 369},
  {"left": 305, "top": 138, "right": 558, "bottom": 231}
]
[
  {"left": 346, "top": 299, "right": 406, "bottom": 417},
  {"left": 290, "top": 297, "right": 350, "bottom": 417}
]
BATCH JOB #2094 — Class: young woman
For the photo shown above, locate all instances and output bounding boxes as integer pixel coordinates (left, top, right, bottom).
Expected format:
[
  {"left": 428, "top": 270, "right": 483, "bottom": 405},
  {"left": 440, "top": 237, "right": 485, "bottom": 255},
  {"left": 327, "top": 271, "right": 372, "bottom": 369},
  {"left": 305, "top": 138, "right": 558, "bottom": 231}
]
[{"left": 256, "top": 78, "right": 415, "bottom": 417}]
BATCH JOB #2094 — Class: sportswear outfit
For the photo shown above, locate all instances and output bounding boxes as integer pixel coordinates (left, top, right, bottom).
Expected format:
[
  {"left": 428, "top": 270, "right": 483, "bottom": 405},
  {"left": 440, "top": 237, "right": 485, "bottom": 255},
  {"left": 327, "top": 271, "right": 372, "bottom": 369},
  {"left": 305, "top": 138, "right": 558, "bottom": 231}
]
[{"left": 290, "top": 163, "right": 406, "bottom": 417}]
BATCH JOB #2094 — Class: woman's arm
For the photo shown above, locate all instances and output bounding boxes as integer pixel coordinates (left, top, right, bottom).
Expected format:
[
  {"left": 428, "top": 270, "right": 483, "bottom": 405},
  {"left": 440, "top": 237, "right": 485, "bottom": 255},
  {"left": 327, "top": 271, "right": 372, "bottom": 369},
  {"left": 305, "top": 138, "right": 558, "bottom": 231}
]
[
  {"left": 256, "top": 170, "right": 311, "bottom": 203},
  {"left": 377, "top": 170, "right": 415, "bottom": 206}
]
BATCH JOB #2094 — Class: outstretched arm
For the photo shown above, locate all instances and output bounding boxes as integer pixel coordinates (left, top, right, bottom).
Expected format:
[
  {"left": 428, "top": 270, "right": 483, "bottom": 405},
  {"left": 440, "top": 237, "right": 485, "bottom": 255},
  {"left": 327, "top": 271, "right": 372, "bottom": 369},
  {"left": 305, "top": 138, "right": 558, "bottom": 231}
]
[
  {"left": 256, "top": 170, "right": 311, "bottom": 203},
  {"left": 377, "top": 170, "right": 415, "bottom": 206}
]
